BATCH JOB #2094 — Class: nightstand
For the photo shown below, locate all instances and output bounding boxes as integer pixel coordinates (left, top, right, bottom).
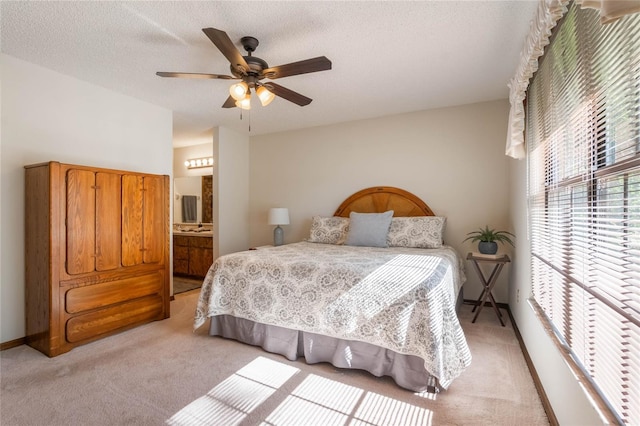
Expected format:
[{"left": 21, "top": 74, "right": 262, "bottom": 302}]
[{"left": 466, "top": 252, "right": 510, "bottom": 326}]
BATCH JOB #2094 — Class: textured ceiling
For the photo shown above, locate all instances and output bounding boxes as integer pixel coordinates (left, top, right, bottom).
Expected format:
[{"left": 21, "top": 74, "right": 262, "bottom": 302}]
[{"left": 1, "top": 1, "right": 537, "bottom": 146}]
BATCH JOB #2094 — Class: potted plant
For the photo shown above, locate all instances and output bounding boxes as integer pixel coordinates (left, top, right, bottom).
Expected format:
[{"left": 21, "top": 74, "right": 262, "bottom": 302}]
[{"left": 463, "top": 226, "right": 514, "bottom": 254}]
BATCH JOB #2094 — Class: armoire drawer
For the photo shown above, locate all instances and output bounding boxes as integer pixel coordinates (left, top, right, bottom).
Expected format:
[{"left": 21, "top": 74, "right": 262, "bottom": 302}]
[
  {"left": 65, "top": 272, "right": 163, "bottom": 314},
  {"left": 66, "top": 295, "right": 164, "bottom": 343}
]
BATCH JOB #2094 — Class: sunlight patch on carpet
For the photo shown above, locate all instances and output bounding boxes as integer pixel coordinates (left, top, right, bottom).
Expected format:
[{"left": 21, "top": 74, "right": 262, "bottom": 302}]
[
  {"left": 353, "top": 391, "right": 433, "bottom": 425},
  {"left": 264, "top": 375, "right": 363, "bottom": 424},
  {"left": 167, "top": 357, "right": 433, "bottom": 426},
  {"left": 263, "top": 374, "right": 433, "bottom": 426},
  {"left": 166, "top": 357, "right": 299, "bottom": 426}
]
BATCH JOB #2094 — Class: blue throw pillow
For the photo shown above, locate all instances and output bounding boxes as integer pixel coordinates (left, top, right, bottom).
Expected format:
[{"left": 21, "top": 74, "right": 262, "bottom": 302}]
[{"left": 345, "top": 210, "right": 394, "bottom": 247}]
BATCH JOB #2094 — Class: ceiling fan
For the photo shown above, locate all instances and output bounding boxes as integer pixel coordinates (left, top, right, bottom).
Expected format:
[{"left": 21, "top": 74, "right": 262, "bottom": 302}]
[{"left": 156, "top": 27, "right": 332, "bottom": 110}]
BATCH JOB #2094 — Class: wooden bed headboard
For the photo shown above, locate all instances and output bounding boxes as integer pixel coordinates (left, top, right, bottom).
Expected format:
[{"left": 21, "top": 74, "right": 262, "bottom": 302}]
[{"left": 334, "top": 186, "right": 435, "bottom": 217}]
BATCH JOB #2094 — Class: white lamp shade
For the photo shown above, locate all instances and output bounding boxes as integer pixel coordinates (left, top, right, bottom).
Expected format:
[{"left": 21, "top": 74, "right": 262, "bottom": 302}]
[{"left": 268, "top": 208, "right": 290, "bottom": 225}]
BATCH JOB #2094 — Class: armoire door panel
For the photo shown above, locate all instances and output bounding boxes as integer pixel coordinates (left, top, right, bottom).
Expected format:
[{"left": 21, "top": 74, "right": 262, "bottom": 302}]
[
  {"left": 95, "top": 172, "right": 121, "bottom": 271},
  {"left": 121, "top": 175, "right": 143, "bottom": 266},
  {"left": 66, "top": 169, "right": 96, "bottom": 275},
  {"left": 143, "top": 176, "right": 164, "bottom": 264}
]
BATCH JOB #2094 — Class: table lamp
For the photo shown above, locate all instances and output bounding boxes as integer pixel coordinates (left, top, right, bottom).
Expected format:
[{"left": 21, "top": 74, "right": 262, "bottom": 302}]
[{"left": 268, "top": 208, "right": 290, "bottom": 246}]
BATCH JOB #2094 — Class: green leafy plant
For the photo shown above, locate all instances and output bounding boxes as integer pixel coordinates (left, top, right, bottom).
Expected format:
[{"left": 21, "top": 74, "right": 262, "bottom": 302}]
[{"left": 463, "top": 226, "right": 515, "bottom": 246}]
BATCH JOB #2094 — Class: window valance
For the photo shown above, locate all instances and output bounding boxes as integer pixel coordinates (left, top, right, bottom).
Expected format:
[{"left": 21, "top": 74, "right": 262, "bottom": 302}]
[{"left": 505, "top": 0, "right": 640, "bottom": 159}]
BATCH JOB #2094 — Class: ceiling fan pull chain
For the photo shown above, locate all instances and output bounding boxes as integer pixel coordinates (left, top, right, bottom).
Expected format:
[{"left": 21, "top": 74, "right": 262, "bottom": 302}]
[{"left": 238, "top": 106, "right": 251, "bottom": 132}]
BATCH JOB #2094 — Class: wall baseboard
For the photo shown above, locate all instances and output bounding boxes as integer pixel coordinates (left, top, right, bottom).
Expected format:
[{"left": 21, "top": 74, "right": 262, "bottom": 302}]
[{"left": 1, "top": 337, "right": 25, "bottom": 351}]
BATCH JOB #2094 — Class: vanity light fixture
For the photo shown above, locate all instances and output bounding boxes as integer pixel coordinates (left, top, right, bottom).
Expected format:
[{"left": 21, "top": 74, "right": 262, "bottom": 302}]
[{"left": 184, "top": 157, "right": 214, "bottom": 169}]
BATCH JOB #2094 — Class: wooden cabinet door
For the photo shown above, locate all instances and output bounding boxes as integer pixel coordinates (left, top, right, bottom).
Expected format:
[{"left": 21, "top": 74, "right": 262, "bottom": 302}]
[
  {"left": 95, "top": 172, "right": 121, "bottom": 271},
  {"left": 188, "top": 246, "right": 214, "bottom": 278},
  {"left": 173, "top": 236, "right": 189, "bottom": 275},
  {"left": 142, "top": 176, "right": 164, "bottom": 264},
  {"left": 121, "top": 175, "right": 143, "bottom": 266},
  {"left": 66, "top": 169, "right": 96, "bottom": 275},
  {"left": 188, "top": 237, "right": 213, "bottom": 277},
  {"left": 66, "top": 170, "right": 124, "bottom": 274},
  {"left": 122, "top": 174, "right": 165, "bottom": 266}
]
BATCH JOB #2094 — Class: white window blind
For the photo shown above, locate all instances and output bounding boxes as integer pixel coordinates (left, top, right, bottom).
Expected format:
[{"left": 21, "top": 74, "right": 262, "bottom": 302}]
[{"left": 527, "top": 3, "right": 640, "bottom": 425}]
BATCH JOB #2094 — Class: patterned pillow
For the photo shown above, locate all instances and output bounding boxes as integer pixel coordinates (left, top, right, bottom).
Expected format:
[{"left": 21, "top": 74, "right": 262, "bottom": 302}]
[
  {"left": 307, "top": 216, "right": 350, "bottom": 245},
  {"left": 387, "top": 216, "right": 446, "bottom": 248}
]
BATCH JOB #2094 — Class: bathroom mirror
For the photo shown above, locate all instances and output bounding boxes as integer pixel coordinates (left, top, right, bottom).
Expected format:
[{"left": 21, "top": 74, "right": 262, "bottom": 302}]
[{"left": 174, "top": 176, "right": 213, "bottom": 224}]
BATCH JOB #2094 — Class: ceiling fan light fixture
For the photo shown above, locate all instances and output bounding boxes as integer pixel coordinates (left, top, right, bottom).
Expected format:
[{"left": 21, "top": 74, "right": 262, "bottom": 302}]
[
  {"left": 229, "top": 81, "right": 248, "bottom": 101},
  {"left": 235, "top": 94, "right": 251, "bottom": 110},
  {"left": 257, "top": 86, "right": 275, "bottom": 106}
]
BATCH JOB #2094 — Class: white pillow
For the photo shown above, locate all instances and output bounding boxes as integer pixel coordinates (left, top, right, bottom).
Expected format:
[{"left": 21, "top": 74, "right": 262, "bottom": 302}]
[
  {"left": 307, "top": 216, "right": 350, "bottom": 245},
  {"left": 387, "top": 216, "right": 446, "bottom": 248},
  {"left": 344, "top": 211, "right": 394, "bottom": 248}
]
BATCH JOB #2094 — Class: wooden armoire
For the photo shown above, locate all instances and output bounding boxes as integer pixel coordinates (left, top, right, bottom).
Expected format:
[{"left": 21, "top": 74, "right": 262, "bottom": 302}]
[{"left": 25, "top": 161, "right": 170, "bottom": 357}]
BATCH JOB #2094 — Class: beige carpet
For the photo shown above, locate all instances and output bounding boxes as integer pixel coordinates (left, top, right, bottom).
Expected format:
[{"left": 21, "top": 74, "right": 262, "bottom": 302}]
[{"left": 0, "top": 291, "right": 548, "bottom": 425}]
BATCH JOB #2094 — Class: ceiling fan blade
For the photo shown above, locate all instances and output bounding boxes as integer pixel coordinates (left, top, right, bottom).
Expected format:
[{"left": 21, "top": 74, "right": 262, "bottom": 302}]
[
  {"left": 263, "top": 56, "right": 332, "bottom": 79},
  {"left": 263, "top": 82, "right": 312, "bottom": 106},
  {"left": 156, "top": 72, "right": 236, "bottom": 80},
  {"left": 222, "top": 96, "right": 236, "bottom": 108},
  {"left": 202, "top": 28, "right": 250, "bottom": 75}
]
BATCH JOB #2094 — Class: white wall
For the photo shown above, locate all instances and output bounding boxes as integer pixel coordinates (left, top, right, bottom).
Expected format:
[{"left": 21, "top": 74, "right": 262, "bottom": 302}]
[
  {"left": 508, "top": 153, "right": 602, "bottom": 424},
  {"left": 250, "top": 100, "right": 513, "bottom": 302},
  {"left": 215, "top": 126, "right": 250, "bottom": 257},
  {"left": 0, "top": 54, "right": 173, "bottom": 343}
]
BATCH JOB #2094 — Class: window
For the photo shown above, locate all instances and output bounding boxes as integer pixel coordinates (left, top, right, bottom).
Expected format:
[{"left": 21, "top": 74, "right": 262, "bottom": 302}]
[{"left": 527, "top": 3, "right": 640, "bottom": 425}]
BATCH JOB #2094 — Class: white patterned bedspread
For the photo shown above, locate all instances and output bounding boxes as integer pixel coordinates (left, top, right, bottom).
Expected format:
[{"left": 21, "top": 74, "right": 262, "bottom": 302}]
[{"left": 194, "top": 242, "right": 471, "bottom": 388}]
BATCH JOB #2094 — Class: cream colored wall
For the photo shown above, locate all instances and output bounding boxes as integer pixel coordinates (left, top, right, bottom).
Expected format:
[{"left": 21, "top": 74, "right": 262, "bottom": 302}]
[
  {"left": 508, "top": 151, "right": 602, "bottom": 423},
  {"left": 216, "top": 126, "right": 250, "bottom": 257},
  {"left": 0, "top": 54, "right": 173, "bottom": 343},
  {"left": 250, "top": 99, "right": 513, "bottom": 302}
]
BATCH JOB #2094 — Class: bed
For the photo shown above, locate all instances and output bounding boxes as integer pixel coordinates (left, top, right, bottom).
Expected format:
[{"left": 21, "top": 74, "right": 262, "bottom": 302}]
[{"left": 194, "top": 187, "right": 471, "bottom": 392}]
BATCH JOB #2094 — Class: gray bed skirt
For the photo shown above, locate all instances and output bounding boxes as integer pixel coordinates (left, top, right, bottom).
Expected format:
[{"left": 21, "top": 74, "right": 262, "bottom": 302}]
[
  {"left": 209, "top": 315, "right": 439, "bottom": 392},
  {"left": 207, "top": 288, "right": 464, "bottom": 393}
]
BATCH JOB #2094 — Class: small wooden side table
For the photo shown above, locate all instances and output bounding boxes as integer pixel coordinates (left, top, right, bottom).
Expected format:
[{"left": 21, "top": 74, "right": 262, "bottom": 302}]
[{"left": 466, "top": 252, "right": 510, "bottom": 326}]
